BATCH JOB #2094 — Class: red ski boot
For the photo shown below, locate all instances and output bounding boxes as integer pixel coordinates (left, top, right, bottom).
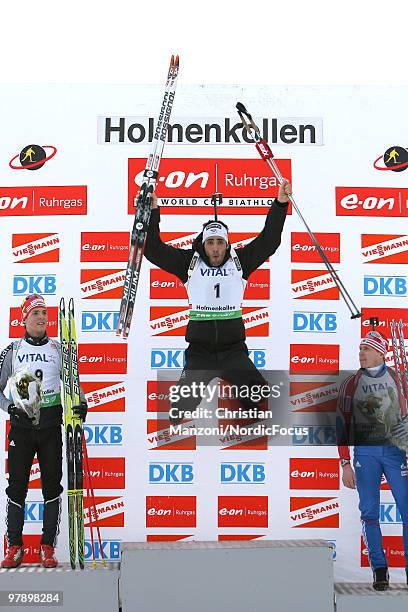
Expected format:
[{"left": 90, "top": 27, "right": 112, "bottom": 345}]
[
  {"left": 40, "top": 545, "right": 58, "bottom": 568},
  {"left": 1, "top": 545, "right": 24, "bottom": 568}
]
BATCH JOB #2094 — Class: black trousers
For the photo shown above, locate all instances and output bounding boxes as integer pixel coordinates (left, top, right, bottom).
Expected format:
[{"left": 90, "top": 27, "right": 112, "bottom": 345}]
[
  {"left": 6, "top": 426, "right": 63, "bottom": 547},
  {"left": 170, "top": 341, "right": 267, "bottom": 420}
]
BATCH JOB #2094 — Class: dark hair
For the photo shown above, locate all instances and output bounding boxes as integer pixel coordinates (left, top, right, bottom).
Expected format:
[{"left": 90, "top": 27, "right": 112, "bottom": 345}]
[{"left": 202, "top": 219, "right": 229, "bottom": 231}]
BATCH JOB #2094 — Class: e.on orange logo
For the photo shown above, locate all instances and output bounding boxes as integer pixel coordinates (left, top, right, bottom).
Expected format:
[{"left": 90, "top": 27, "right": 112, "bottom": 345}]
[
  {"left": 0, "top": 186, "right": 87, "bottom": 217},
  {"left": 82, "top": 381, "right": 126, "bottom": 412},
  {"left": 291, "top": 270, "right": 339, "bottom": 300},
  {"left": 80, "top": 269, "right": 126, "bottom": 299},
  {"left": 336, "top": 187, "right": 408, "bottom": 218},
  {"left": 146, "top": 496, "right": 196, "bottom": 528},
  {"left": 218, "top": 496, "right": 268, "bottom": 528},
  {"left": 128, "top": 158, "right": 292, "bottom": 215},
  {"left": 291, "top": 232, "right": 340, "bottom": 264},
  {"left": 361, "top": 234, "right": 408, "bottom": 264},
  {"left": 83, "top": 495, "right": 124, "bottom": 527},
  {"left": 149, "top": 269, "right": 270, "bottom": 300},
  {"left": 81, "top": 232, "right": 129, "bottom": 262},
  {"left": 289, "top": 344, "right": 340, "bottom": 375},
  {"left": 9, "top": 306, "right": 58, "bottom": 339},
  {"left": 290, "top": 497, "right": 339, "bottom": 528},
  {"left": 146, "top": 380, "right": 175, "bottom": 413},
  {"left": 78, "top": 344, "right": 128, "bottom": 375},
  {"left": 289, "top": 458, "right": 339, "bottom": 490},
  {"left": 360, "top": 308, "right": 408, "bottom": 338},
  {"left": 12, "top": 233, "right": 60, "bottom": 263},
  {"left": 84, "top": 457, "right": 125, "bottom": 489},
  {"left": 361, "top": 536, "right": 405, "bottom": 567}
]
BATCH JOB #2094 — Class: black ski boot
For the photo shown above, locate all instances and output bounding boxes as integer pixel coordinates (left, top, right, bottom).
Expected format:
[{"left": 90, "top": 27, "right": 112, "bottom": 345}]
[{"left": 373, "top": 567, "right": 389, "bottom": 591}]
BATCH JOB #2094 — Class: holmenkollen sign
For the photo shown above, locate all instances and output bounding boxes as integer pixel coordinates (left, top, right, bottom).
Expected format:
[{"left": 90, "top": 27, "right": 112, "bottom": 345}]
[{"left": 97, "top": 116, "right": 323, "bottom": 145}]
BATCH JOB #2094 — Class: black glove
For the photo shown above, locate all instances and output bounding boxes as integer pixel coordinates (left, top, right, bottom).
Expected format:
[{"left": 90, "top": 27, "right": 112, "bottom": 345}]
[
  {"left": 8, "top": 403, "right": 34, "bottom": 421},
  {"left": 72, "top": 401, "right": 87, "bottom": 422}
]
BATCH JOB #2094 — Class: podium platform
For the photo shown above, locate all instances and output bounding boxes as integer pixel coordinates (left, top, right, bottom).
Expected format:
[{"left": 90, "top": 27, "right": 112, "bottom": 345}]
[
  {"left": 120, "top": 539, "right": 334, "bottom": 612},
  {"left": 335, "top": 582, "right": 408, "bottom": 611},
  {"left": 0, "top": 563, "right": 120, "bottom": 612}
]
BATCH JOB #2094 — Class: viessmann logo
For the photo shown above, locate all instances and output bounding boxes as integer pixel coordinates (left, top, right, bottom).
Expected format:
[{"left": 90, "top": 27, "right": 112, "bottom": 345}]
[
  {"left": 146, "top": 496, "right": 196, "bottom": 527},
  {"left": 83, "top": 496, "right": 124, "bottom": 527},
  {"left": 100, "top": 115, "right": 322, "bottom": 145},
  {"left": 80, "top": 269, "right": 126, "bottom": 299},
  {"left": 82, "top": 381, "right": 126, "bottom": 412},
  {"left": 289, "top": 344, "right": 340, "bottom": 374},
  {"left": 291, "top": 270, "right": 339, "bottom": 300},
  {"left": 0, "top": 186, "right": 87, "bottom": 217},
  {"left": 290, "top": 497, "right": 339, "bottom": 527},
  {"left": 150, "top": 307, "right": 270, "bottom": 337},
  {"left": 78, "top": 344, "right": 128, "bottom": 375},
  {"left": 150, "top": 269, "right": 270, "bottom": 300},
  {"left": 128, "top": 158, "right": 292, "bottom": 215},
  {"left": 12, "top": 233, "right": 60, "bottom": 263},
  {"left": 291, "top": 233, "right": 340, "bottom": 263},
  {"left": 80, "top": 232, "right": 129, "bottom": 262},
  {"left": 289, "top": 381, "right": 338, "bottom": 412},
  {"left": 336, "top": 187, "right": 408, "bottom": 217},
  {"left": 84, "top": 457, "right": 125, "bottom": 489},
  {"left": 290, "top": 458, "right": 339, "bottom": 490},
  {"left": 361, "top": 234, "right": 408, "bottom": 264},
  {"left": 9, "top": 306, "right": 58, "bottom": 338},
  {"left": 218, "top": 496, "right": 268, "bottom": 528},
  {"left": 147, "top": 419, "right": 196, "bottom": 451}
]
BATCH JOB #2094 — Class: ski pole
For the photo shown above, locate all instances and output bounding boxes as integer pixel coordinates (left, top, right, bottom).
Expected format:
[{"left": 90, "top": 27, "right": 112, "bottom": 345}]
[{"left": 236, "top": 102, "right": 361, "bottom": 320}]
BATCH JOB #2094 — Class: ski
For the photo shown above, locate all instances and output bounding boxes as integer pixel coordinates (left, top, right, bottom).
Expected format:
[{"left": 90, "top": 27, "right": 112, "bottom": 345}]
[
  {"left": 236, "top": 102, "right": 362, "bottom": 320},
  {"left": 116, "top": 54, "right": 180, "bottom": 339},
  {"left": 59, "top": 298, "right": 84, "bottom": 569}
]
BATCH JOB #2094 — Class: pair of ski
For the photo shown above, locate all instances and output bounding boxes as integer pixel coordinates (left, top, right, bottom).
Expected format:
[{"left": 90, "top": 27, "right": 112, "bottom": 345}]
[
  {"left": 116, "top": 54, "right": 180, "bottom": 339},
  {"left": 60, "top": 298, "right": 106, "bottom": 569},
  {"left": 59, "top": 298, "right": 84, "bottom": 569}
]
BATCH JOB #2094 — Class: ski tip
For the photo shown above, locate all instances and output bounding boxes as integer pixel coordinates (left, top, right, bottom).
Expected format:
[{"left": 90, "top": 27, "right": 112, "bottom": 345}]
[
  {"left": 174, "top": 54, "right": 179, "bottom": 67},
  {"left": 236, "top": 102, "right": 247, "bottom": 113},
  {"left": 59, "top": 297, "right": 65, "bottom": 310}
]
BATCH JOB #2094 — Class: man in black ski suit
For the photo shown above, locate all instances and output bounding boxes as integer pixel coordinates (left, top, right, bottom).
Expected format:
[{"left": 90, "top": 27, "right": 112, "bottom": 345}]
[
  {"left": 144, "top": 180, "right": 290, "bottom": 425},
  {"left": 0, "top": 294, "right": 87, "bottom": 568}
]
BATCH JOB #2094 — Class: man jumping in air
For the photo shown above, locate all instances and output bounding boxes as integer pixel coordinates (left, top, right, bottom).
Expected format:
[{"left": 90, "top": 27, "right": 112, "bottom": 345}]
[{"left": 144, "top": 181, "right": 290, "bottom": 425}]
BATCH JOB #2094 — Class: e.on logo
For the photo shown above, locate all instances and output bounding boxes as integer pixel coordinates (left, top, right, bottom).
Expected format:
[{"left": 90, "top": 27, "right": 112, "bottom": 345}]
[
  {"left": 291, "top": 233, "right": 340, "bottom": 263},
  {"left": 289, "top": 458, "right": 339, "bottom": 490},
  {"left": 289, "top": 344, "right": 340, "bottom": 375},
  {"left": 360, "top": 308, "right": 408, "bottom": 339},
  {"left": 12, "top": 233, "right": 60, "bottom": 263},
  {"left": 218, "top": 496, "right": 268, "bottom": 528},
  {"left": 361, "top": 536, "right": 405, "bottom": 567},
  {"left": 9, "top": 306, "right": 58, "bottom": 339},
  {"left": 128, "top": 158, "right": 292, "bottom": 215},
  {"left": 336, "top": 187, "right": 408, "bottom": 218},
  {"left": 146, "top": 496, "right": 196, "bottom": 527},
  {"left": 81, "top": 232, "right": 129, "bottom": 262},
  {"left": 78, "top": 344, "right": 128, "bottom": 375}
]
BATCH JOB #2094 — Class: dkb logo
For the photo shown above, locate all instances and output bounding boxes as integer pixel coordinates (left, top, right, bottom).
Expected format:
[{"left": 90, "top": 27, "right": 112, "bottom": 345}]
[
  {"left": 364, "top": 276, "right": 407, "bottom": 296},
  {"left": 13, "top": 275, "right": 56, "bottom": 295},
  {"left": 220, "top": 463, "right": 265, "bottom": 483},
  {"left": 149, "top": 463, "right": 194, "bottom": 483},
  {"left": 293, "top": 312, "right": 337, "bottom": 333}
]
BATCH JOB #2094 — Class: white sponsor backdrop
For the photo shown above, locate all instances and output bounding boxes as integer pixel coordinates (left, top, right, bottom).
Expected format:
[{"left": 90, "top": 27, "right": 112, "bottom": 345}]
[{"left": 0, "top": 84, "right": 407, "bottom": 580}]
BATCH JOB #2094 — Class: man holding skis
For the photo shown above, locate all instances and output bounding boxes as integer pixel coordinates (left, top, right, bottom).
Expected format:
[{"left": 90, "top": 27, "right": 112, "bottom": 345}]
[
  {"left": 338, "top": 330, "right": 408, "bottom": 591},
  {"left": 144, "top": 181, "right": 290, "bottom": 425},
  {"left": 0, "top": 295, "right": 87, "bottom": 568}
]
